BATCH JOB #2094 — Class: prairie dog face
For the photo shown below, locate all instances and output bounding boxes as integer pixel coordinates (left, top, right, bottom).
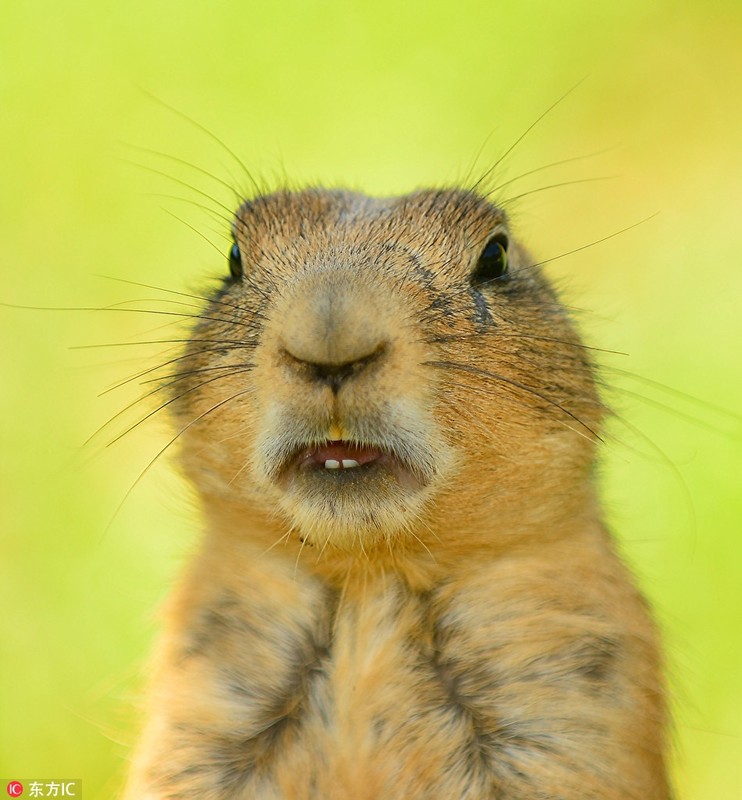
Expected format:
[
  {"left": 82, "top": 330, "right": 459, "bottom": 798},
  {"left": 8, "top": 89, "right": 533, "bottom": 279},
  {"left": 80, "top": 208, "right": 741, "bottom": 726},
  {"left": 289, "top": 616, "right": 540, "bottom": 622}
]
[{"left": 173, "top": 188, "right": 603, "bottom": 552}]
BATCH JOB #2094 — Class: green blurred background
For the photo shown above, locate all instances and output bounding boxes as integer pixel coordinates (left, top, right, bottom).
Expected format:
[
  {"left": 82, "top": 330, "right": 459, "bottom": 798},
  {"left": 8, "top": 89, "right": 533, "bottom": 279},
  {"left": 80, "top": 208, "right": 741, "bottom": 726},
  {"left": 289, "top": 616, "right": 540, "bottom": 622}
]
[{"left": 1, "top": 1, "right": 740, "bottom": 797}]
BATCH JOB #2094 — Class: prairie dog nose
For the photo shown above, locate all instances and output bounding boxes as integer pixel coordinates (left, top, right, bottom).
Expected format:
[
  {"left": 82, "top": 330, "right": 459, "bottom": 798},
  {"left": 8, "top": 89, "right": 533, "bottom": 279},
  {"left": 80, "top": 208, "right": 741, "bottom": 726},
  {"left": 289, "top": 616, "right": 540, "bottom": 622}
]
[
  {"left": 279, "top": 280, "right": 389, "bottom": 389},
  {"left": 282, "top": 345, "right": 386, "bottom": 392}
]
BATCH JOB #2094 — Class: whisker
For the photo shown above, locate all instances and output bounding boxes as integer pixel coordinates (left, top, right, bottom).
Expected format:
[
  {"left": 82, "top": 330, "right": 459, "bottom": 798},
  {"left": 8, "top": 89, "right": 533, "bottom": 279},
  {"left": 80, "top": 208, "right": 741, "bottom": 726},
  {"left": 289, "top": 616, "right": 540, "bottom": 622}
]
[
  {"left": 499, "top": 175, "right": 617, "bottom": 206},
  {"left": 124, "top": 158, "right": 237, "bottom": 218},
  {"left": 161, "top": 207, "right": 230, "bottom": 257},
  {"left": 1, "top": 301, "right": 264, "bottom": 331},
  {"left": 107, "top": 297, "right": 217, "bottom": 312},
  {"left": 417, "top": 218, "right": 656, "bottom": 305},
  {"left": 295, "top": 534, "right": 310, "bottom": 577},
  {"left": 316, "top": 525, "right": 336, "bottom": 564},
  {"left": 454, "top": 402, "right": 511, "bottom": 449},
  {"left": 603, "top": 366, "right": 742, "bottom": 422},
  {"left": 427, "top": 359, "right": 601, "bottom": 442},
  {"left": 470, "top": 78, "right": 587, "bottom": 194},
  {"left": 443, "top": 376, "right": 589, "bottom": 417},
  {"left": 71, "top": 337, "right": 250, "bottom": 350},
  {"left": 100, "top": 345, "right": 251, "bottom": 395},
  {"left": 88, "top": 361, "right": 255, "bottom": 445},
  {"left": 145, "top": 192, "right": 235, "bottom": 227},
  {"left": 460, "top": 127, "right": 499, "bottom": 187},
  {"left": 260, "top": 526, "right": 293, "bottom": 557},
  {"left": 105, "top": 366, "right": 255, "bottom": 447},
  {"left": 87, "top": 380, "right": 170, "bottom": 446},
  {"left": 136, "top": 88, "right": 262, "bottom": 195},
  {"left": 511, "top": 214, "right": 659, "bottom": 276},
  {"left": 604, "top": 383, "right": 739, "bottom": 438},
  {"left": 488, "top": 147, "right": 617, "bottom": 194},
  {"left": 123, "top": 142, "right": 244, "bottom": 199},
  {"left": 424, "top": 332, "right": 627, "bottom": 356},
  {"left": 226, "top": 454, "right": 254, "bottom": 489},
  {"left": 6, "top": 300, "right": 264, "bottom": 332},
  {"left": 143, "top": 361, "right": 256, "bottom": 386},
  {"left": 404, "top": 521, "right": 437, "bottom": 562},
  {"left": 607, "top": 412, "right": 697, "bottom": 555},
  {"left": 103, "top": 386, "right": 254, "bottom": 535}
]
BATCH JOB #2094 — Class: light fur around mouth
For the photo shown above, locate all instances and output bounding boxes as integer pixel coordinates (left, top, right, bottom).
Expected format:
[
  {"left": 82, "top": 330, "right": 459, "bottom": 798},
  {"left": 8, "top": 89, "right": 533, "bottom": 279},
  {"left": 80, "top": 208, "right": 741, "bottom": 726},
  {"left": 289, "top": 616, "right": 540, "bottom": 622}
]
[
  {"left": 251, "top": 406, "right": 450, "bottom": 548},
  {"left": 259, "top": 425, "right": 438, "bottom": 490}
]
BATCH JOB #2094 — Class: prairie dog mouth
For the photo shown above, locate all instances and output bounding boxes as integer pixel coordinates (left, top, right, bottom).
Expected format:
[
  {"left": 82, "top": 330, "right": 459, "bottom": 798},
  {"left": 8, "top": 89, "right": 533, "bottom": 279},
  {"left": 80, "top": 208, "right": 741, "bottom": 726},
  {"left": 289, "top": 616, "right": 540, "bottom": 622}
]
[
  {"left": 296, "top": 441, "right": 382, "bottom": 470},
  {"left": 286, "top": 440, "right": 424, "bottom": 490},
  {"left": 257, "top": 419, "right": 448, "bottom": 544}
]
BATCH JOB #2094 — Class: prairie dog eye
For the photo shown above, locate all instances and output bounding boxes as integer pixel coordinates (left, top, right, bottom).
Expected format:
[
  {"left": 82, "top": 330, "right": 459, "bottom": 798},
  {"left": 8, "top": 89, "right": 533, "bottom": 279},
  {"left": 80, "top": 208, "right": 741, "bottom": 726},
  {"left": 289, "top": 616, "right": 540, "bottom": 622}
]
[
  {"left": 471, "top": 234, "right": 509, "bottom": 286},
  {"left": 228, "top": 241, "right": 243, "bottom": 280}
]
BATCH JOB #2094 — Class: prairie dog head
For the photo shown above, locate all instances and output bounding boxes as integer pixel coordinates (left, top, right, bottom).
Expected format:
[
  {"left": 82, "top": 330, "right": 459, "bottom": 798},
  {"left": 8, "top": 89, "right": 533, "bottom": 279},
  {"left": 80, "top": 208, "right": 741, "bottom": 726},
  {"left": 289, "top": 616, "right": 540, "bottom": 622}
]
[{"left": 172, "top": 188, "right": 603, "bottom": 554}]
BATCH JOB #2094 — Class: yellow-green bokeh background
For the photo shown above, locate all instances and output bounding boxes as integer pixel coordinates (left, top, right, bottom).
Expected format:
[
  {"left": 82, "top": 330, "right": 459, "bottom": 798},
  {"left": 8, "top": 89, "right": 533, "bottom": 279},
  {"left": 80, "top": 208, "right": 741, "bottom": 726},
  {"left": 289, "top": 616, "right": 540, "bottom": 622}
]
[{"left": 1, "top": 2, "right": 740, "bottom": 797}]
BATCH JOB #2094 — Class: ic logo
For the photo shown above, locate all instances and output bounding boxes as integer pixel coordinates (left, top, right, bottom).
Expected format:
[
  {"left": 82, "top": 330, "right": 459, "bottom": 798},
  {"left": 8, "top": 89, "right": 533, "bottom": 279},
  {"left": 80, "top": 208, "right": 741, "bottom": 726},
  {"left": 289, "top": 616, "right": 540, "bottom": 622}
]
[{"left": 6, "top": 783, "right": 23, "bottom": 797}]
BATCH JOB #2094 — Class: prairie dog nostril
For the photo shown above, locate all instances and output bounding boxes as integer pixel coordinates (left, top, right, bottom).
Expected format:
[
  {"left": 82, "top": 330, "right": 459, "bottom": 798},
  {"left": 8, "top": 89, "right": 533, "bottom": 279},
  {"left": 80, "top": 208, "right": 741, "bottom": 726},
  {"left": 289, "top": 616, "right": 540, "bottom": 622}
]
[{"left": 281, "top": 343, "right": 387, "bottom": 390}]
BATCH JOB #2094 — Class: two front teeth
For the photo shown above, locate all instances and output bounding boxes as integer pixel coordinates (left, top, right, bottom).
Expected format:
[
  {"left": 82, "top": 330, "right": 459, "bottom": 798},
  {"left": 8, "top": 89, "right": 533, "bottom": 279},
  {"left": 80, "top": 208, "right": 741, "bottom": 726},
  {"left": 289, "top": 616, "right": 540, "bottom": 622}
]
[{"left": 324, "top": 459, "right": 360, "bottom": 469}]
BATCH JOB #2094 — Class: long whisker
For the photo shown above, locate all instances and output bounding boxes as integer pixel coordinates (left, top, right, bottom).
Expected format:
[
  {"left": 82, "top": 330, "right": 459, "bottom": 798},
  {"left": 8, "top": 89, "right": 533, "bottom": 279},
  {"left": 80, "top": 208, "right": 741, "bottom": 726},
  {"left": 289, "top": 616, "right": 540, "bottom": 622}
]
[
  {"left": 427, "top": 359, "right": 601, "bottom": 442},
  {"left": 100, "top": 345, "right": 252, "bottom": 395},
  {"left": 161, "top": 207, "right": 230, "bottom": 257},
  {"left": 1, "top": 301, "right": 265, "bottom": 332},
  {"left": 136, "top": 88, "right": 262, "bottom": 195},
  {"left": 125, "top": 158, "right": 237, "bottom": 218},
  {"left": 453, "top": 402, "right": 518, "bottom": 459},
  {"left": 470, "top": 78, "right": 587, "bottom": 193},
  {"left": 105, "top": 366, "right": 255, "bottom": 447},
  {"left": 608, "top": 412, "right": 697, "bottom": 555},
  {"left": 71, "top": 337, "right": 252, "bottom": 350},
  {"left": 460, "top": 128, "right": 499, "bottom": 187},
  {"left": 424, "top": 331, "right": 627, "bottom": 356},
  {"left": 515, "top": 214, "right": 659, "bottom": 274},
  {"left": 145, "top": 193, "right": 235, "bottom": 227},
  {"left": 488, "top": 147, "right": 617, "bottom": 194},
  {"left": 144, "top": 361, "right": 256, "bottom": 386},
  {"left": 87, "top": 361, "right": 255, "bottom": 445},
  {"left": 107, "top": 297, "right": 218, "bottom": 313},
  {"left": 604, "top": 383, "right": 739, "bottom": 438},
  {"left": 499, "top": 175, "right": 617, "bottom": 206},
  {"left": 603, "top": 366, "right": 742, "bottom": 422},
  {"left": 461, "top": 214, "right": 659, "bottom": 295},
  {"left": 123, "top": 142, "right": 244, "bottom": 199},
  {"left": 104, "top": 386, "right": 254, "bottom": 535}
]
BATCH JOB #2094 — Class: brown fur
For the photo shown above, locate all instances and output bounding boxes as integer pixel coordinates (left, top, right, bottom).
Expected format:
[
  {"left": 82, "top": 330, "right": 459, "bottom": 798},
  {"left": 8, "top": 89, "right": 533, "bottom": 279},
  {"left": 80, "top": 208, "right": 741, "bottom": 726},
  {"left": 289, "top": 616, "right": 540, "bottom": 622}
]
[{"left": 124, "top": 188, "right": 669, "bottom": 798}]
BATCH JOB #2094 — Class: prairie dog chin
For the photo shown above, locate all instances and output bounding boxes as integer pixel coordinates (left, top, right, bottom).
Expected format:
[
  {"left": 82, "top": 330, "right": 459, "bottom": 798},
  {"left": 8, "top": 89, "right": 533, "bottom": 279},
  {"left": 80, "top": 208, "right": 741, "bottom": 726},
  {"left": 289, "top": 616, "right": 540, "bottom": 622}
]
[{"left": 125, "top": 187, "right": 669, "bottom": 799}]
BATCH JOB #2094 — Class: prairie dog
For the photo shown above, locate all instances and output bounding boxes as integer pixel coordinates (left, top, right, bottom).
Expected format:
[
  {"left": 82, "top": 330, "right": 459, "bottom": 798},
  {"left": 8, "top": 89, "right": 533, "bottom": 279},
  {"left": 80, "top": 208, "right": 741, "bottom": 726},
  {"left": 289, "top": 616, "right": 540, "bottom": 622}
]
[{"left": 124, "top": 188, "right": 669, "bottom": 798}]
